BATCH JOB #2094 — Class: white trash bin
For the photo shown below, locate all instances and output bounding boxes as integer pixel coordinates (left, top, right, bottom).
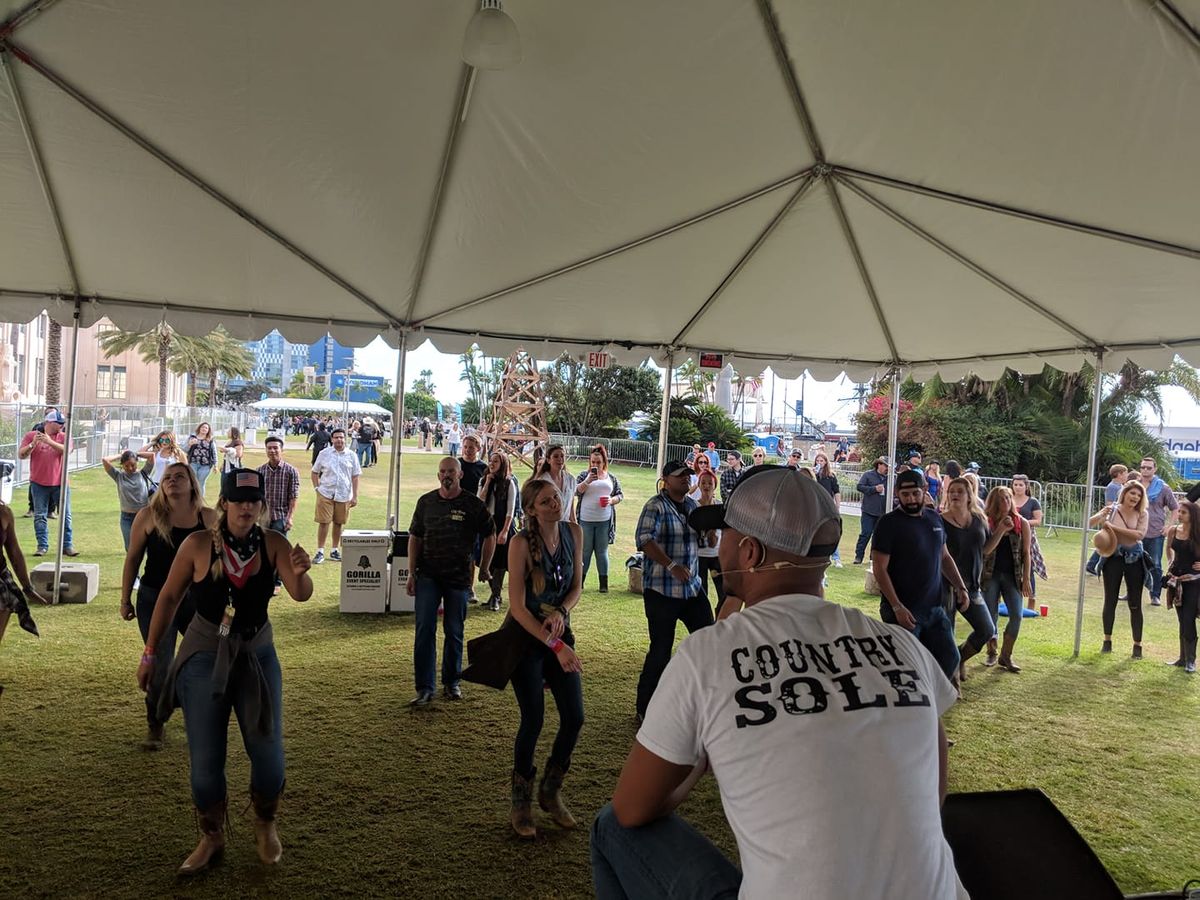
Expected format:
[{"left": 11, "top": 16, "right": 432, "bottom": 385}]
[{"left": 339, "top": 530, "right": 390, "bottom": 613}]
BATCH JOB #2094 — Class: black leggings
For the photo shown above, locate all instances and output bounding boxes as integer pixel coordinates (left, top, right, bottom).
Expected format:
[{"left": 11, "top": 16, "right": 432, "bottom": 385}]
[
  {"left": 1176, "top": 586, "right": 1199, "bottom": 650},
  {"left": 1102, "top": 556, "right": 1145, "bottom": 642},
  {"left": 698, "top": 556, "right": 726, "bottom": 616},
  {"left": 510, "top": 638, "right": 584, "bottom": 779}
]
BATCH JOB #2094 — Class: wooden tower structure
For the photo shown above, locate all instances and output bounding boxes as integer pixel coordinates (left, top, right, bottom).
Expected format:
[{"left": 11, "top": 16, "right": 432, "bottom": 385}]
[{"left": 487, "top": 349, "right": 549, "bottom": 471}]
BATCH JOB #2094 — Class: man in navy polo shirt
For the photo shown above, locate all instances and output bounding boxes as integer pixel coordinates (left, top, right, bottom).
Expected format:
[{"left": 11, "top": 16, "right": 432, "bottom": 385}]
[{"left": 872, "top": 469, "right": 970, "bottom": 681}]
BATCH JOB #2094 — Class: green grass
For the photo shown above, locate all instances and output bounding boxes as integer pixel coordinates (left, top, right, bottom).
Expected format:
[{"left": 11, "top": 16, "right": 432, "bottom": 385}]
[{"left": 1, "top": 441, "right": 1197, "bottom": 897}]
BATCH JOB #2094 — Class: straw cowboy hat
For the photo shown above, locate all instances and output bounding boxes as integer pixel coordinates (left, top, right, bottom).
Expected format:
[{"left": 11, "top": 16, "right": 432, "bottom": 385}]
[{"left": 1092, "top": 525, "right": 1118, "bottom": 558}]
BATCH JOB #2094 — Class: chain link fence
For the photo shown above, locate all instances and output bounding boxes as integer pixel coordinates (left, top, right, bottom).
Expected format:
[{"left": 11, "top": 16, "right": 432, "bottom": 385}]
[{"left": 0, "top": 404, "right": 244, "bottom": 493}]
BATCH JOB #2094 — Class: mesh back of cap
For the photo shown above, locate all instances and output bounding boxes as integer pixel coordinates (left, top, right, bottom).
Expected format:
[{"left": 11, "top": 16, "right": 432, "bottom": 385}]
[{"left": 725, "top": 468, "right": 841, "bottom": 556}]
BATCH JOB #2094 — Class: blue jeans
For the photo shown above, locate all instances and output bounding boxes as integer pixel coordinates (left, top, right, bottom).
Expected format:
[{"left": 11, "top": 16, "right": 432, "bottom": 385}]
[
  {"left": 357, "top": 443, "right": 372, "bottom": 467},
  {"left": 880, "top": 602, "right": 959, "bottom": 680},
  {"left": 414, "top": 576, "right": 469, "bottom": 693},
  {"left": 983, "top": 570, "right": 1024, "bottom": 640},
  {"left": 591, "top": 803, "right": 741, "bottom": 899},
  {"left": 30, "top": 482, "right": 72, "bottom": 551},
  {"left": 510, "top": 638, "right": 584, "bottom": 778},
  {"left": 191, "top": 463, "right": 213, "bottom": 494},
  {"left": 176, "top": 644, "right": 285, "bottom": 810},
  {"left": 1143, "top": 534, "right": 1166, "bottom": 600},
  {"left": 119, "top": 511, "right": 137, "bottom": 551},
  {"left": 854, "top": 512, "right": 879, "bottom": 562},
  {"left": 580, "top": 519, "right": 611, "bottom": 579},
  {"left": 951, "top": 592, "right": 996, "bottom": 654},
  {"left": 136, "top": 582, "right": 190, "bottom": 726}
]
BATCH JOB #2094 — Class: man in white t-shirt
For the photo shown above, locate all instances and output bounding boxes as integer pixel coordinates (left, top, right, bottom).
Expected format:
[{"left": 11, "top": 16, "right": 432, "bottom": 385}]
[
  {"left": 310, "top": 427, "right": 361, "bottom": 565},
  {"left": 591, "top": 466, "right": 966, "bottom": 899}
]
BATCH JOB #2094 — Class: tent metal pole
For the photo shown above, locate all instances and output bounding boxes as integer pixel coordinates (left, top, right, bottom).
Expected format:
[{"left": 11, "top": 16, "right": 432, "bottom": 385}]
[
  {"left": 835, "top": 175, "right": 1099, "bottom": 347},
  {"left": 1151, "top": 0, "right": 1200, "bottom": 53},
  {"left": 415, "top": 167, "right": 814, "bottom": 327},
  {"left": 672, "top": 173, "right": 816, "bottom": 346},
  {"left": 385, "top": 330, "right": 409, "bottom": 530},
  {"left": 2, "top": 47, "right": 79, "bottom": 293},
  {"left": 827, "top": 178, "right": 899, "bottom": 361},
  {"left": 1073, "top": 351, "right": 1105, "bottom": 657},
  {"left": 403, "top": 64, "right": 473, "bottom": 323},
  {"left": 0, "top": 0, "right": 60, "bottom": 39},
  {"left": 51, "top": 297, "right": 82, "bottom": 604},
  {"left": 656, "top": 352, "right": 674, "bottom": 473},
  {"left": 754, "top": 0, "right": 825, "bottom": 163},
  {"left": 884, "top": 367, "right": 901, "bottom": 512},
  {"left": 4, "top": 41, "right": 400, "bottom": 328},
  {"left": 833, "top": 165, "right": 1200, "bottom": 260}
]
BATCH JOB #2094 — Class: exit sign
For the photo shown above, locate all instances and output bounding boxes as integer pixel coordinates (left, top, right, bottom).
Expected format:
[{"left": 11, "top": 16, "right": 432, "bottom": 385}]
[
  {"left": 587, "top": 351, "right": 611, "bottom": 368},
  {"left": 698, "top": 351, "right": 724, "bottom": 369}
]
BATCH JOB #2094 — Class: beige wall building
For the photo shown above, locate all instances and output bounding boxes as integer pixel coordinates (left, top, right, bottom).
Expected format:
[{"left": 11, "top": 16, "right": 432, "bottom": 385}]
[{"left": 0, "top": 312, "right": 186, "bottom": 407}]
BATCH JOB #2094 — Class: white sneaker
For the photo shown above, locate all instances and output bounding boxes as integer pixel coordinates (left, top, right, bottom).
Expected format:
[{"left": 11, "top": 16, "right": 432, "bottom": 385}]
[
  {"left": 833, "top": 559, "right": 844, "bottom": 568},
  {"left": 313, "top": 549, "right": 325, "bottom": 565},
  {"left": 330, "top": 548, "right": 342, "bottom": 562}
]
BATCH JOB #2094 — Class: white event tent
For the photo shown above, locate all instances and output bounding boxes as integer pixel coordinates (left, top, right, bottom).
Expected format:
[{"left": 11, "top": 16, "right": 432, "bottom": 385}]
[
  {"left": 0, "top": 0, "right": 1197, "bottom": 648},
  {"left": 251, "top": 398, "right": 391, "bottom": 418}
]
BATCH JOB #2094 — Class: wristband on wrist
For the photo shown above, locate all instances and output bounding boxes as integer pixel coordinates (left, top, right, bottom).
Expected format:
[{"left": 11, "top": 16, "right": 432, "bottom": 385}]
[{"left": 548, "top": 638, "right": 565, "bottom": 653}]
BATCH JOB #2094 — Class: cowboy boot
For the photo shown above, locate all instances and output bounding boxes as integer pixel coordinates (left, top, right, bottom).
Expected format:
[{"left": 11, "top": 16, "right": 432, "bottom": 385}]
[
  {"left": 510, "top": 769, "right": 536, "bottom": 840},
  {"left": 538, "top": 761, "right": 577, "bottom": 829},
  {"left": 598, "top": 575, "right": 609, "bottom": 594},
  {"left": 178, "top": 800, "right": 226, "bottom": 875},
  {"left": 957, "top": 642, "right": 980, "bottom": 683},
  {"left": 251, "top": 789, "right": 283, "bottom": 864},
  {"left": 1168, "top": 637, "right": 1186, "bottom": 667},
  {"left": 997, "top": 634, "right": 1022, "bottom": 673},
  {"left": 1187, "top": 639, "right": 1198, "bottom": 675},
  {"left": 984, "top": 637, "right": 998, "bottom": 667}
]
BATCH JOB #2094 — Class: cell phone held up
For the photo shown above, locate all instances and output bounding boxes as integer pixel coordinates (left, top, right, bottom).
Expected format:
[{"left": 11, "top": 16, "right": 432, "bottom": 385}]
[{"left": 590, "top": 467, "right": 598, "bottom": 476}]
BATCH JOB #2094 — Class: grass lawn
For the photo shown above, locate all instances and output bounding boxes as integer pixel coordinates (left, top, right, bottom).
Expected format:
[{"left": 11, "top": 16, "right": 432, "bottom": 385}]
[{"left": 0, "top": 440, "right": 1197, "bottom": 897}]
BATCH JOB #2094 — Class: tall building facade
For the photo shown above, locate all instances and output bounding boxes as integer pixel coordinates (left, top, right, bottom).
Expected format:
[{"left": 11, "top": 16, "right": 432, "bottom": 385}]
[
  {"left": 0, "top": 313, "right": 185, "bottom": 406},
  {"left": 308, "top": 333, "right": 354, "bottom": 376},
  {"left": 227, "top": 331, "right": 354, "bottom": 391}
]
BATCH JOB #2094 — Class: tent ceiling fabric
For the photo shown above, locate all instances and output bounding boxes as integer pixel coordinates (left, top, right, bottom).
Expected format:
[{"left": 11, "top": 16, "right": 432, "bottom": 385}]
[{"left": 0, "top": 0, "right": 1197, "bottom": 379}]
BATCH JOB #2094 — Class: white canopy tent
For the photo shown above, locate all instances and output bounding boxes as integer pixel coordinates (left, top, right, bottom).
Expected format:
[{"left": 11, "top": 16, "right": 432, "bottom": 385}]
[
  {"left": 0, "top": 0, "right": 1197, "bottom": 645},
  {"left": 250, "top": 398, "right": 390, "bottom": 418}
]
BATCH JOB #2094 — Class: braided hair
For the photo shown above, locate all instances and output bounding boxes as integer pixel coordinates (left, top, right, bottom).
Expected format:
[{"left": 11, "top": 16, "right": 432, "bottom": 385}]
[{"left": 520, "top": 479, "right": 556, "bottom": 596}]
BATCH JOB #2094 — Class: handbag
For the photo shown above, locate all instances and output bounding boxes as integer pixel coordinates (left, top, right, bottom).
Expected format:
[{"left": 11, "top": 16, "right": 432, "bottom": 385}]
[{"left": 141, "top": 470, "right": 158, "bottom": 497}]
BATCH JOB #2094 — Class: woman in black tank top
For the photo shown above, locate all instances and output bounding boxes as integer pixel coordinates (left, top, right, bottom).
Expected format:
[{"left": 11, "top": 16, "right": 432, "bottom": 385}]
[
  {"left": 137, "top": 468, "right": 313, "bottom": 876},
  {"left": 120, "top": 462, "right": 215, "bottom": 751},
  {"left": 1166, "top": 501, "right": 1200, "bottom": 673}
]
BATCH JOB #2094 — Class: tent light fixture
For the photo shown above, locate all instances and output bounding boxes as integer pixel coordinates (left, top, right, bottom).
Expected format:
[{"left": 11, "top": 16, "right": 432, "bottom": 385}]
[{"left": 462, "top": 0, "right": 522, "bottom": 70}]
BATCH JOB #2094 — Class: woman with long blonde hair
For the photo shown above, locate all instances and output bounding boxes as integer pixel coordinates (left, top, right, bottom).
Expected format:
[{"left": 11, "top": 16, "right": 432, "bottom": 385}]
[
  {"left": 503, "top": 478, "right": 584, "bottom": 839},
  {"left": 137, "top": 469, "right": 312, "bottom": 874},
  {"left": 981, "top": 486, "right": 1032, "bottom": 672},
  {"left": 1088, "top": 479, "right": 1149, "bottom": 657},
  {"left": 143, "top": 430, "right": 187, "bottom": 484},
  {"left": 121, "top": 462, "right": 216, "bottom": 750},
  {"left": 941, "top": 477, "right": 996, "bottom": 683}
]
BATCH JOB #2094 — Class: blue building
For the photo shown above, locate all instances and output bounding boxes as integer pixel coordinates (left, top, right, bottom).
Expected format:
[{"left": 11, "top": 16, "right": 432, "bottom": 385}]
[
  {"left": 309, "top": 334, "right": 354, "bottom": 377},
  {"left": 228, "top": 331, "right": 354, "bottom": 391}
]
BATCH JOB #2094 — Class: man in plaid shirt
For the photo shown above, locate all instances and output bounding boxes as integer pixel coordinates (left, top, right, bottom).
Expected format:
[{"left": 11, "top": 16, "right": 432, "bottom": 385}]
[
  {"left": 720, "top": 451, "right": 743, "bottom": 501},
  {"left": 258, "top": 436, "right": 299, "bottom": 590},
  {"left": 633, "top": 460, "right": 713, "bottom": 722}
]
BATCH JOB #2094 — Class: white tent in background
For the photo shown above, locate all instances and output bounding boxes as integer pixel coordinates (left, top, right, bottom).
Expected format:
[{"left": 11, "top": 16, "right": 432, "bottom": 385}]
[
  {"left": 0, "top": 0, "right": 1197, "bottom": 647},
  {"left": 251, "top": 398, "right": 391, "bottom": 418}
]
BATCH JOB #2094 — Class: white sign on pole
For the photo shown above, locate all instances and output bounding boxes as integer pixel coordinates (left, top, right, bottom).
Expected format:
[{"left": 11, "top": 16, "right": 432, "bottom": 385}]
[{"left": 586, "top": 351, "right": 611, "bottom": 369}]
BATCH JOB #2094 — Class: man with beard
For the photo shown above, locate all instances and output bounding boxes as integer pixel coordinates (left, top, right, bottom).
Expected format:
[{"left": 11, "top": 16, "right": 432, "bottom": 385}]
[
  {"left": 871, "top": 469, "right": 970, "bottom": 681},
  {"left": 405, "top": 457, "right": 496, "bottom": 706},
  {"left": 591, "top": 467, "right": 966, "bottom": 899}
]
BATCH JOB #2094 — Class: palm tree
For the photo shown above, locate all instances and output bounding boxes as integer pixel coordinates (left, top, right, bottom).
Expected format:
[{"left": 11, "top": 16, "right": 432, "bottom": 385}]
[
  {"left": 168, "top": 334, "right": 210, "bottom": 408},
  {"left": 98, "top": 322, "right": 177, "bottom": 409},
  {"left": 45, "top": 317, "right": 62, "bottom": 405},
  {"left": 203, "top": 328, "right": 254, "bottom": 406}
]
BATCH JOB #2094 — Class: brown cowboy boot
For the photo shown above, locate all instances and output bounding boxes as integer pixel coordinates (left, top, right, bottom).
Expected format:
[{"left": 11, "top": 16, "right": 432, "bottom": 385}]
[
  {"left": 178, "top": 800, "right": 226, "bottom": 875},
  {"left": 997, "top": 633, "right": 1022, "bottom": 673},
  {"left": 510, "top": 769, "right": 536, "bottom": 840},
  {"left": 538, "top": 761, "right": 577, "bottom": 829},
  {"left": 251, "top": 789, "right": 283, "bottom": 865}
]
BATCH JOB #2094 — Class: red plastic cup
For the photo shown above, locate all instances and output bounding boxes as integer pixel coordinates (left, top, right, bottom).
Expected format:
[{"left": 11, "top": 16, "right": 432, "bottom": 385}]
[
  {"left": 1039, "top": 604, "right": 1048, "bottom": 617},
  {"left": 599, "top": 495, "right": 609, "bottom": 507}
]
